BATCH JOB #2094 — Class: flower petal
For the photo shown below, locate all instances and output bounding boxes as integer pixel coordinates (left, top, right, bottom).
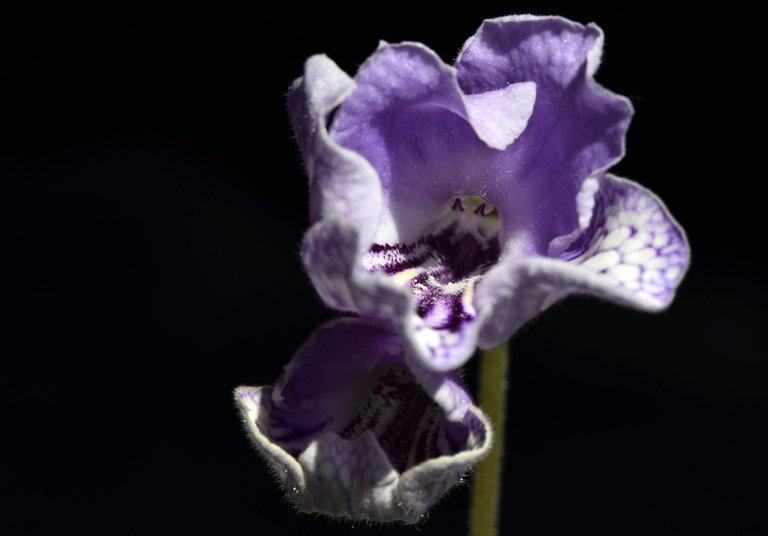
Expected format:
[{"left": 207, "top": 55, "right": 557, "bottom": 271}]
[
  {"left": 301, "top": 219, "right": 411, "bottom": 318},
  {"left": 456, "top": 15, "right": 633, "bottom": 255},
  {"left": 235, "top": 319, "right": 491, "bottom": 523},
  {"left": 288, "top": 54, "right": 383, "bottom": 246},
  {"left": 299, "top": 42, "right": 537, "bottom": 372},
  {"left": 475, "top": 174, "right": 690, "bottom": 347},
  {"left": 291, "top": 20, "right": 681, "bottom": 377},
  {"left": 399, "top": 313, "right": 484, "bottom": 373},
  {"left": 464, "top": 81, "right": 536, "bottom": 150},
  {"left": 330, "top": 42, "right": 536, "bottom": 245},
  {"left": 457, "top": 15, "right": 605, "bottom": 92},
  {"left": 302, "top": 220, "right": 483, "bottom": 372}
]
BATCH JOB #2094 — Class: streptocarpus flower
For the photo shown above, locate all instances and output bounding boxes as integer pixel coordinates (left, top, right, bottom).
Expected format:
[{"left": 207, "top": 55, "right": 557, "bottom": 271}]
[
  {"left": 291, "top": 15, "right": 689, "bottom": 375},
  {"left": 235, "top": 319, "right": 490, "bottom": 522}
]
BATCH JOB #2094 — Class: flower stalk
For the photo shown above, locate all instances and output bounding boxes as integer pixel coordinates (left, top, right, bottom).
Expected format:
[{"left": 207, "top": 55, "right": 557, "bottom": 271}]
[{"left": 469, "top": 343, "right": 510, "bottom": 536}]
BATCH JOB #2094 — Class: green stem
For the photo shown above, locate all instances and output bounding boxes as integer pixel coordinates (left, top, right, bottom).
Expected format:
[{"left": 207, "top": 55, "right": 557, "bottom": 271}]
[{"left": 469, "top": 343, "right": 510, "bottom": 536}]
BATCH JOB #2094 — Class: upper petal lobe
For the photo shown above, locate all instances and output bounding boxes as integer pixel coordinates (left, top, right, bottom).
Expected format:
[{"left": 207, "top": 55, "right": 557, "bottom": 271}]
[{"left": 457, "top": 15, "right": 633, "bottom": 255}]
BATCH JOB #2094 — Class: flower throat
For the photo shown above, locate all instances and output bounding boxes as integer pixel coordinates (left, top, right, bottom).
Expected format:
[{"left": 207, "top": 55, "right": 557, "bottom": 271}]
[{"left": 364, "top": 196, "right": 501, "bottom": 332}]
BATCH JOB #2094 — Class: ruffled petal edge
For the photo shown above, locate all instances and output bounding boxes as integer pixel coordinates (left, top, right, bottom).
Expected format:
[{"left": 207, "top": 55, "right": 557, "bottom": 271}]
[
  {"left": 236, "top": 386, "right": 491, "bottom": 523},
  {"left": 475, "top": 174, "right": 690, "bottom": 347},
  {"left": 234, "top": 319, "right": 492, "bottom": 523}
]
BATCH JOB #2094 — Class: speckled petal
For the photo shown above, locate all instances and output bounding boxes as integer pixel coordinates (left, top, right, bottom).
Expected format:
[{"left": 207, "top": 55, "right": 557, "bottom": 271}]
[
  {"left": 399, "top": 313, "right": 484, "bottom": 373},
  {"left": 475, "top": 174, "right": 689, "bottom": 347},
  {"left": 235, "top": 319, "right": 491, "bottom": 523}
]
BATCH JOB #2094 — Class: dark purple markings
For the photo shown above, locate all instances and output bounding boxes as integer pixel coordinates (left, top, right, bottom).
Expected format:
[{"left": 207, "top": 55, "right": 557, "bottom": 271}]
[
  {"left": 365, "top": 216, "right": 501, "bottom": 332},
  {"left": 338, "top": 364, "right": 449, "bottom": 473}
]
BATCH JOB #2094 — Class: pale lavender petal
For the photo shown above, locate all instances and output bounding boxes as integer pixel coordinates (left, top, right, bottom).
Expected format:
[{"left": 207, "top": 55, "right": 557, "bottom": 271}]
[
  {"left": 288, "top": 54, "right": 382, "bottom": 246},
  {"left": 567, "top": 176, "right": 689, "bottom": 301},
  {"left": 300, "top": 219, "right": 411, "bottom": 318},
  {"left": 456, "top": 15, "right": 633, "bottom": 254},
  {"left": 475, "top": 174, "right": 690, "bottom": 348},
  {"left": 235, "top": 319, "right": 491, "bottom": 523},
  {"left": 464, "top": 81, "right": 536, "bottom": 150}
]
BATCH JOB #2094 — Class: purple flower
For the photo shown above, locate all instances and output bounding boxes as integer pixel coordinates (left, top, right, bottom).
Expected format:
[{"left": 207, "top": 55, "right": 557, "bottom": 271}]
[
  {"left": 235, "top": 319, "right": 490, "bottom": 522},
  {"left": 291, "top": 15, "right": 689, "bottom": 374},
  {"left": 237, "top": 15, "right": 690, "bottom": 524}
]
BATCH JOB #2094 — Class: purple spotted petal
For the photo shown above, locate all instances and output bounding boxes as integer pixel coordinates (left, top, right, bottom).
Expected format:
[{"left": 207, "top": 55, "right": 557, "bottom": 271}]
[
  {"left": 290, "top": 16, "right": 687, "bottom": 374},
  {"left": 476, "top": 174, "right": 690, "bottom": 347},
  {"left": 235, "top": 319, "right": 491, "bottom": 523}
]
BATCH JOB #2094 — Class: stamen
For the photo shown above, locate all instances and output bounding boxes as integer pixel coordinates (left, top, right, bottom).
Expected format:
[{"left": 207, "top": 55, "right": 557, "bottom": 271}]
[
  {"left": 391, "top": 267, "right": 423, "bottom": 284},
  {"left": 473, "top": 202, "right": 496, "bottom": 217},
  {"left": 461, "top": 284, "right": 477, "bottom": 317},
  {"left": 451, "top": 198, "right": 464, "bottom": 212}
]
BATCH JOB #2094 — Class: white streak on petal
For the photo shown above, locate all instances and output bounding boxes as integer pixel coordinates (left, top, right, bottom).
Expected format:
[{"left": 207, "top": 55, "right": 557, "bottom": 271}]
[
  {"left": 607, "top": 264, "right": 640, "bottom": 283},
  {"left": 619, "top": 232, "right": 652, "bottom": 254},
  {"left": 624, "top": 247, "right": 656, "bottom": 265},
  {"left": 391, "top": 267, "right": 423, "bottom": 285},
  {"left": 665, "top": 266, "right": 682, "bottom": 281},
  {"left": 581, "top": 250, "right": 620, "bottom": 271},
  {"left": 652, "top": 233, "right": 670, "bottom": 248},
  {"left": 599, "top": 227, "right": 631, "bottom": 250}
]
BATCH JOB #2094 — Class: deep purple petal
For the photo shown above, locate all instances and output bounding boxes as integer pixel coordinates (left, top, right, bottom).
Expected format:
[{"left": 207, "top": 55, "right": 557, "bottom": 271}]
[
  {"left": 235, "top": 319, "right": 491, "bottom": 523},
  {"left": 457, "top": 15, "right": 633, "bottom": 254},
  {"left": 330, "top": 42, "right": 536, "bottom": 246},
  {"left": 475, "top": 174, "right": 690, "bottom": 347}
]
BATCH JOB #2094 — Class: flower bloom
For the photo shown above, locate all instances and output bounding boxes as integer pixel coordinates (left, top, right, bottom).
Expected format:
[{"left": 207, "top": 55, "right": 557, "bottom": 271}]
[
  {"left": 235, "top": 319, "right": 490, "bottom": 522},
  {"left": 291, "top": 15, "right": 688, "bottom": 375},
  {"left": 237, "top": 14, "right": 689, "bottom": 523}
]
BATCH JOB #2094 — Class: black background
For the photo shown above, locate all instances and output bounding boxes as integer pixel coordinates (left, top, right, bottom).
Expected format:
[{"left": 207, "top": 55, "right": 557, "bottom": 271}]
[{"left": 3, "top": 2, "right": 766, "bottom": 535}]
